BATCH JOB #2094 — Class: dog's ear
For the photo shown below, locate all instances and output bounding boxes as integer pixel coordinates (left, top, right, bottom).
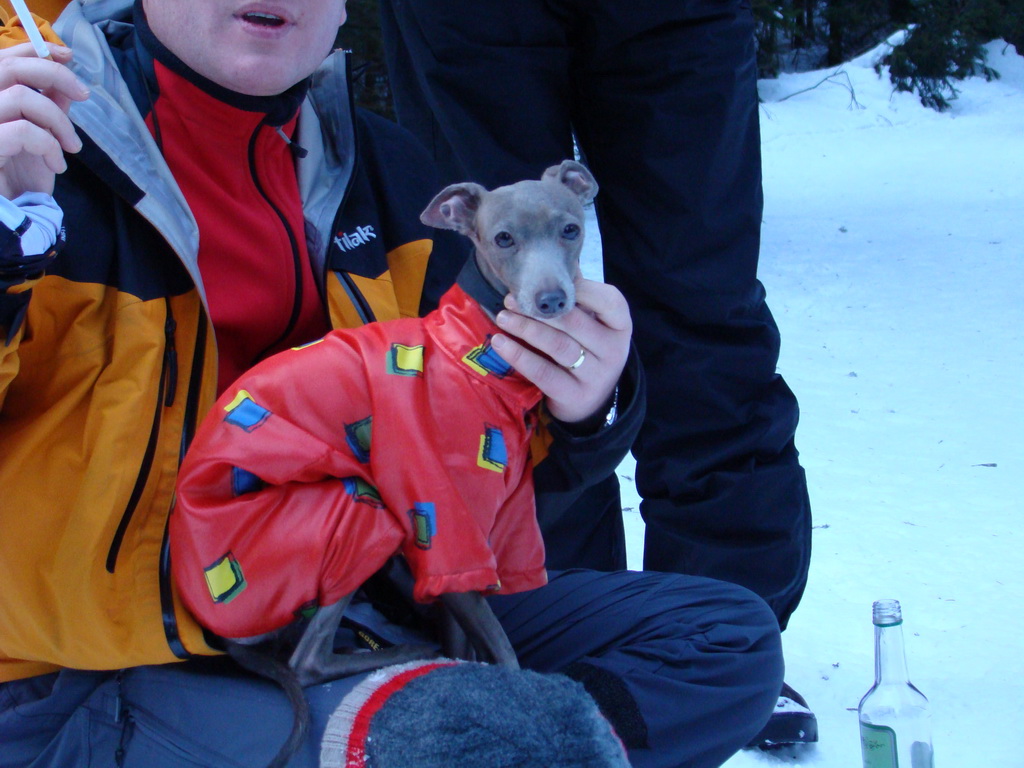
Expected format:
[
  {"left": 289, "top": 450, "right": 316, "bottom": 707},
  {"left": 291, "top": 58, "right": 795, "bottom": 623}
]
[
  {"left": 420, "top": 183, "right": 487, "bottom": 236},
  {"left": 543, "top": 160, "right": 598, "bottom": 205}
]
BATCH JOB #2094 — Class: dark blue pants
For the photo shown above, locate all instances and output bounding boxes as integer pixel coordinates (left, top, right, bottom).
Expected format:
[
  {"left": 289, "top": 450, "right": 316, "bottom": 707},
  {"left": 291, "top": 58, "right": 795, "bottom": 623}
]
[
  {"left": 379, "top": 0, "right": 813, "bottom": 628},
  {"left": 0, "top": 570, "right": 781, "bottom": 768}
]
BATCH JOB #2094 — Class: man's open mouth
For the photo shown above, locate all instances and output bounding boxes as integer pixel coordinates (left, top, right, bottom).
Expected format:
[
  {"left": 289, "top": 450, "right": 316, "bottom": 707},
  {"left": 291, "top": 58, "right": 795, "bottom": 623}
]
[{"left": 240, "top": 12, "right": 286, "bottom": 27}]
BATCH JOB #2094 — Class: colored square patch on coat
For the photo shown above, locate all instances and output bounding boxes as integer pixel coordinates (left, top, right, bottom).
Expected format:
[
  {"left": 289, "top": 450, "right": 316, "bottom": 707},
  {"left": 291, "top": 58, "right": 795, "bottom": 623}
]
[
  {"left": 345, "top": 416, "right": 373, "bottom": 463},
  {"left": 478, "top": 425, "right": 508, "bottom": 472},
  {"left": 231, "top": 466, "right": 265, "bottom": 496},
  {"left": 463, "top": 340, "right": 513, "bottom": 378},
  {"left": 342, "top": 477, "right": 385, "bottom": 508},
  {"left": 386, "top": 344, "right": 425, "bottom": 376},
  {"left": 204, "top": 552, "right": 247, "bottom": 604},
  {"left": 223, "top": 390, "right": 271, "bottom": 432},
  {"left": 410, "top": 502, "right": 437, "bottom": 550}
]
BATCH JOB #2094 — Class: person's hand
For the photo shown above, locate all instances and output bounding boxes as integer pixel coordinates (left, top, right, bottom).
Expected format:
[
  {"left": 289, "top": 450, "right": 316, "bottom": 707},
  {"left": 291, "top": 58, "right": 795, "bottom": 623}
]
[
  {"left": 491, "top": 278, "right": 632, "bottom": 425},
  {"left": 0, "top": 42, "right": 88, "bottom": 200}
]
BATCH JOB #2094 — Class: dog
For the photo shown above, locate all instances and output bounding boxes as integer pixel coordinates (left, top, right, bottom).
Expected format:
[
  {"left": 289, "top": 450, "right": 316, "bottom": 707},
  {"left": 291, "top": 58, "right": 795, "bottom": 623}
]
[{"left": 171, "top": 160, "right": 599, "bottom": 767}]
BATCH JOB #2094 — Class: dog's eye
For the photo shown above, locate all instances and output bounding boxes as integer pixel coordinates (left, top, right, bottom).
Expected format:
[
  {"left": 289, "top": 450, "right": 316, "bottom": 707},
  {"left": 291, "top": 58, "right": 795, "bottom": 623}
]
[
  {"left": 562, "top": 224, "right": 581, "bottom": 240},
  {"left": 494, "top": 231, "right": 515, "bottom": 248}
]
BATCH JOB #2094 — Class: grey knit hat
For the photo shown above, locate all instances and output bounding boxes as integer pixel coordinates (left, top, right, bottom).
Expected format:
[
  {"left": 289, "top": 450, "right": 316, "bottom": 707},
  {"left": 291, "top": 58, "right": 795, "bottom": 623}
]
[{"left": 320, "top": 660, "right": 631, "bottom": 768}]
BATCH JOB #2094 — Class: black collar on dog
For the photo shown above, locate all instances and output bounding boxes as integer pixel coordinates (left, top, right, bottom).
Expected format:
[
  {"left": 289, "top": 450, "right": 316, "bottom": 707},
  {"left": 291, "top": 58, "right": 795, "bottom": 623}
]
[{"left": 457, "top": 253, "right": 507, "bottom": 319}]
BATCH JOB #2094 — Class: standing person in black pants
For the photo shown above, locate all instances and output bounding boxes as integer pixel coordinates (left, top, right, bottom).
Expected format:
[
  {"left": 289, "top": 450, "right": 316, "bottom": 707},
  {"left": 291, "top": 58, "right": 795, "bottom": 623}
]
[{"left": 380, "top": 0, "right": 817, "bottom": 749}]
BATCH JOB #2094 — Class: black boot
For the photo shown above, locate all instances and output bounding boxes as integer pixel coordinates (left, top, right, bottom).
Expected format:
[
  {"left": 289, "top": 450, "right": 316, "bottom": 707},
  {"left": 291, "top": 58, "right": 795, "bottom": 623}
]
[{"left": 746, "top": 682, "right": 819, "bottom": 749}]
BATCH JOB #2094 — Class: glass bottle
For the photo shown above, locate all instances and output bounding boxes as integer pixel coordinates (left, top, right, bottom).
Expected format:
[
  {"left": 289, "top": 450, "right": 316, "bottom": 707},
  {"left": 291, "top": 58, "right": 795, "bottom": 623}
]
[{"left": 858, "top": 599, "right": 934, "bottom": 768}]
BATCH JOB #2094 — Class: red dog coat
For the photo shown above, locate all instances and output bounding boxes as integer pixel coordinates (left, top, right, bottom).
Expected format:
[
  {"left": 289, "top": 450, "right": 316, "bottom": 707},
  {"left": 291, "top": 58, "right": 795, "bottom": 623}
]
[{"left": 172, "top": 276, "right": 548, "bottom": 639}]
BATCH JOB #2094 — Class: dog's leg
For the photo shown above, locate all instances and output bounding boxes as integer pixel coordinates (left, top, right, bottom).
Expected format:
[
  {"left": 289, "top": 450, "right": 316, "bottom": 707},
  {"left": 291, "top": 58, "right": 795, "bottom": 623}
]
[
  {"left": 289, "top": 594, "right": 439, "bottom": 687},
  {"left": 225, "top": 641, "right": 310, "bottom": 768},
  {"left": 287, "top": 596, "right": 349, "bottom": 684},
  {"left": 438, "top": 601, "right": 476, "bottom": 661},
  {"left": 440, "top": 591, "right": 519, "bottom": 668}
]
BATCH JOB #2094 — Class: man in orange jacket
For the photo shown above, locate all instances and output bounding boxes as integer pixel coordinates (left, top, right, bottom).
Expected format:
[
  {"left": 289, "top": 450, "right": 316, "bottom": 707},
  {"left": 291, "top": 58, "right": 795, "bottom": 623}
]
[{"left": 0, "top": 2, "right": 784, "bottom": 766}]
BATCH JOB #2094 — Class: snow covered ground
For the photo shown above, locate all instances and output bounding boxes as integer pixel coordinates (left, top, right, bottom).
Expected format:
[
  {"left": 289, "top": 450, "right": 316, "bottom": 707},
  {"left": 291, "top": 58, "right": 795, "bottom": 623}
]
[{"left": 583, "top": 38, "right": 1024, "bottom": 768}]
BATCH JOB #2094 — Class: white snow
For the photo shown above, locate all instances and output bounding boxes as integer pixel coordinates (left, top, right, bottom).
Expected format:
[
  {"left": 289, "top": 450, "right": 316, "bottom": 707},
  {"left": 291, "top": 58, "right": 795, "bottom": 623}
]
[{"left": 582, "top": 38, "right": 1024, "bottom": 768}]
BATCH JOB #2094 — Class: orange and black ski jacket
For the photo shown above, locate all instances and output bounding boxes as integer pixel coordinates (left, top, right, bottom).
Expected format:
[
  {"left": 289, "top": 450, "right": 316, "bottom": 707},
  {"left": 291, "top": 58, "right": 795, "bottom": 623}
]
[{"left": 0, "top": 1, "right": 643, "bottom": 683}]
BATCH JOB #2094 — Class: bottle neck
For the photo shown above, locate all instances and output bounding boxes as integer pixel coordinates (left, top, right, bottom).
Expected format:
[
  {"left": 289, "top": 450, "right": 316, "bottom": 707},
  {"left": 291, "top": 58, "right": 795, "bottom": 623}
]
[{"left": 874, "top": 620, "right": 910, "bottom": 685}]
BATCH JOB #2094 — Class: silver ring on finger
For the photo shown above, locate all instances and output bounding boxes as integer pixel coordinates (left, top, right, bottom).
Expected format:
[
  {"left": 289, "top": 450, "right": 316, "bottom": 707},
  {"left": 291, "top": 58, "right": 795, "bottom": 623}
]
[{"left": 566, "top": 347, "right": 586, "bottom": 370}]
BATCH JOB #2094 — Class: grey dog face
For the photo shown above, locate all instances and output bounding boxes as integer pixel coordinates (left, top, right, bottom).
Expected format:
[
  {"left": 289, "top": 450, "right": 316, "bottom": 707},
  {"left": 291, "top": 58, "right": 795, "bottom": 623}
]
[{"left": 420, "top": 161, "right": 599, "bottom": 319}]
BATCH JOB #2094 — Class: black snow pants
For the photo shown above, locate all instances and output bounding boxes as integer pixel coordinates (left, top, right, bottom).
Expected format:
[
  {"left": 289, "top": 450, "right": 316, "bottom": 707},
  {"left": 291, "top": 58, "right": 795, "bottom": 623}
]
[
  {"left": 0, "top": 570, "right": 782, "bottom": 768},
  {"left": 380, "top": 0, "right": 813, "bottom": 628}
]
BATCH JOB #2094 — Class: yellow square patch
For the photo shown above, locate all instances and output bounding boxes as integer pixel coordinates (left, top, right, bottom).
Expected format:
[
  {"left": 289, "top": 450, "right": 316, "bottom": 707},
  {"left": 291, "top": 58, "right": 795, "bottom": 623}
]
[
  {"left": 387, "top": 344, "right": 425, "bottom": 376},
  {"left": 204, "top": 552, "right": 247, "bottom": 604}
]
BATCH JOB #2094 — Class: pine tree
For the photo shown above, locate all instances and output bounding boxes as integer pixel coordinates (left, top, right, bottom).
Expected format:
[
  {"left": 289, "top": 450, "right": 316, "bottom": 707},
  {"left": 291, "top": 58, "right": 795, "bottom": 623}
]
[
  {"left": 972, "top": 0, "right": 1024, "bottom": 51},
  {"left": 754, "top": 1, "right": 795, "bottom": 76},
  {"left": 882, "top": 0, "right": 1004, "bottom": 111},
  {"left": 824, "top": 0, "right": 898, "bottom": 65}
]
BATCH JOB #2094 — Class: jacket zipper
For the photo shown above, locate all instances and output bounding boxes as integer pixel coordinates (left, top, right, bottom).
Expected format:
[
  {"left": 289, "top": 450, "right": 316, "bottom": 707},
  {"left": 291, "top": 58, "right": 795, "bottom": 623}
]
[
  {"left": 152, "top": 115, "right": 323, "bottom": 653},
  {"left": 338, "top": 271, "right": 375, "bottom": 324},
  {"left": 106, "top": 298, "right": 176, "bottom": 573},
  {"left": 250, "top": 121, "right": 305, "bottom": 360},
  {"left": 152, "top": 58, "right": 355, "bottom": 649},
  {"left": 160, "top": 311, "right": 209, "bottom": 659},
  {"left": 177, "top": 312, "right": 207, "bottom": 461},
  {"left": 163, "top": 307, "right": 178, "bottom": 406}
]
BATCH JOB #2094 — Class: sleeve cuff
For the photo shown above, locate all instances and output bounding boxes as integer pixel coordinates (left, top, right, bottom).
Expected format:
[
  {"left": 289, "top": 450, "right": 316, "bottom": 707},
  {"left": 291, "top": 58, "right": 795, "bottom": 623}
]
[
  {"left": 550, "top": 343, "right": 645, "bottom": 442},
  {"left": 0, "top": 192, "right": 64, "bottom": 259}
]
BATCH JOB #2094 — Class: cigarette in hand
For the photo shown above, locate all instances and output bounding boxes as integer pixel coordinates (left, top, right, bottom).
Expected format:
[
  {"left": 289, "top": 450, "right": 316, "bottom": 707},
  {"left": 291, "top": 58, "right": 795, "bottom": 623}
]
[{"left": 10, "top": 0, "right": 53, "bottom": 60}]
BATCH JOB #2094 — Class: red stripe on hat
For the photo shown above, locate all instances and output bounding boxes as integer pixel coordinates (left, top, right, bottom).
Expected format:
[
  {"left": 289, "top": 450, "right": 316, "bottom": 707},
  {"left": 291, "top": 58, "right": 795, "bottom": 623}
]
[{"left": 345, "top": 661, "right": 459, "bottom": 767}]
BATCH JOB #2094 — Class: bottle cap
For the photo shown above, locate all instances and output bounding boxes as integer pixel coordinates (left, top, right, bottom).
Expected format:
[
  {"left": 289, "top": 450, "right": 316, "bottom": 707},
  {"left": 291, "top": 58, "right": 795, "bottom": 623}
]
[{"left": 872, "top": 598, "right": 903, "bottom": 626}]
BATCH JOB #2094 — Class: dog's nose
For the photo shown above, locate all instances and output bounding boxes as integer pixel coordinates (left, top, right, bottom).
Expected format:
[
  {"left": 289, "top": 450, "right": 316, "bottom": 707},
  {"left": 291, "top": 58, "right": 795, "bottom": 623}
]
[{"left": 535, "top": 290, "right": 567, "bottom": 316}]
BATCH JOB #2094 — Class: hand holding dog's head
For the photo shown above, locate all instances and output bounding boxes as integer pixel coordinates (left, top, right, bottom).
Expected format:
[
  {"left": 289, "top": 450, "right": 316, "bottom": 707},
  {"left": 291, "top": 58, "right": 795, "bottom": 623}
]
[{"left": 420, "top": 161, "right": 599, "bottom": 319}]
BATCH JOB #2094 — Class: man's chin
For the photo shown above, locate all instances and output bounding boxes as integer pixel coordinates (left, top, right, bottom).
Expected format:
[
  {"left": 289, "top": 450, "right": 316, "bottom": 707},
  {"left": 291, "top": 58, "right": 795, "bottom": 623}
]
[{"left": 211, "top": 67, "right": 303, "bottom": 98}]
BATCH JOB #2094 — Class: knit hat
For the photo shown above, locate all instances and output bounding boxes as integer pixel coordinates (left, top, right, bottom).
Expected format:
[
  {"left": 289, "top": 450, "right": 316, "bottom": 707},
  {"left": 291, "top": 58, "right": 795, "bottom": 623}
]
[{"left": 320, "top": 660, "right": 631, "bottom": 768}]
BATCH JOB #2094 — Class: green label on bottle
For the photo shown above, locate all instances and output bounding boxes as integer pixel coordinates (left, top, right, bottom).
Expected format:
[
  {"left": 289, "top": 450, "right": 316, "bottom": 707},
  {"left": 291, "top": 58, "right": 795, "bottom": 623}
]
[{"left": 861, "top": 722, "right": 898, "bottom": 768}]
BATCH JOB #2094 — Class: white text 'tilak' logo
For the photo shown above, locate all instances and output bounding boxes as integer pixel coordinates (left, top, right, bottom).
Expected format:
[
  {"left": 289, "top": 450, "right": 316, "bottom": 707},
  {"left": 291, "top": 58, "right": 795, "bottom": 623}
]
[{"left": 334, "top": 225, "right": 377, "bottom": 252}]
